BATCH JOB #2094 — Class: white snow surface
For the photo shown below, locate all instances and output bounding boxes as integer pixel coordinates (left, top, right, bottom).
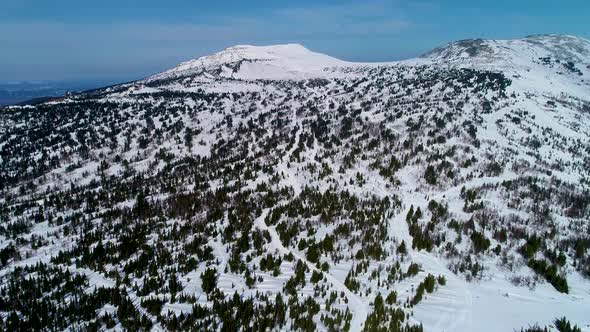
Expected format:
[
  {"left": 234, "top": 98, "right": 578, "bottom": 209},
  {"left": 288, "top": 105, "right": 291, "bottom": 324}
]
[{"left": 149, "top": 43, "right": 348, "bottom": 81}]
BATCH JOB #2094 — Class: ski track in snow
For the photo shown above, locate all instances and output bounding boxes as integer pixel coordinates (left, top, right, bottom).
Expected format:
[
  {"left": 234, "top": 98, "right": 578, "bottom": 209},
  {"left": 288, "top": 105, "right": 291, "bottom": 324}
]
[
  {"left": 389, "top": 196, "right": 473, "bottom": 332},
  {"left": 256, "top": 109, "right": 370, "bottom": 330},
  {"left": 280, "top": 109, "right": 303, "bottom": 196},
  {"left": 254, "top": 208, "right": 369, "bottom": 332},
  {"left": 387, "top": 167, "right": 479, "bottom": 332},
  {"left": 388, "top": 167, "right": 590, "bottom": 332}
]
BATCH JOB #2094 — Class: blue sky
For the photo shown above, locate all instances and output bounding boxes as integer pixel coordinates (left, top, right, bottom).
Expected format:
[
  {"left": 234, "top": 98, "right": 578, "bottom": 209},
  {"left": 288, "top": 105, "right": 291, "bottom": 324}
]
[{"left": 1, "top": 0, "right": 589, "bottom": 81}]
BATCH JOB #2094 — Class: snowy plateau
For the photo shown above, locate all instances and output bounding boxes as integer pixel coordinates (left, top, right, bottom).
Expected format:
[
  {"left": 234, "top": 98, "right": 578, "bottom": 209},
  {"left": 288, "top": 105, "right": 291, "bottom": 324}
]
[{"left": 0, "top": 34, "right": 590, "bottom": 331}]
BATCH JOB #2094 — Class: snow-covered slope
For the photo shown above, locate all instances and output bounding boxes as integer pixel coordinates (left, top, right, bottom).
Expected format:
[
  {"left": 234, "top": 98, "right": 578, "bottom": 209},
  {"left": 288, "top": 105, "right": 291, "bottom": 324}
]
[
  {"left": 421, "top": 34, "right": 590, "bottom": 97},
  {"left": 149, "top": 43, "right": 347, "bottom": 81},
  {"left": 1, "top": 35, "right": 589, "bottom": 332},
  {"left": 422, "top": 34, "right": 590, "bottom": 68}
]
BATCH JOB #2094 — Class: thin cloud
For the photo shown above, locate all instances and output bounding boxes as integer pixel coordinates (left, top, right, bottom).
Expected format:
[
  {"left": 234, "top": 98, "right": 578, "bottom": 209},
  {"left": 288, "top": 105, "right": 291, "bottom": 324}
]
[{"left": 272, "top": 2, "right": 411, "bottom": 36}]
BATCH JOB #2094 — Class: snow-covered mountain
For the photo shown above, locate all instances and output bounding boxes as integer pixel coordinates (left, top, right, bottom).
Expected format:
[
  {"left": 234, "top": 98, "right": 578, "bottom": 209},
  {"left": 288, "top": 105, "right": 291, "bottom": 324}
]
[
  {"left": 149, "top": 43, "right": 347, "bottom": 81},
  {"left": 1, "top": 35, "right": 589, "bottom": 332},
  {"left": 423, "top": 34, "right": 590, "bottom": 65},
  {"left": 421, "top": 34, "right": 590, "bottom": 97}
]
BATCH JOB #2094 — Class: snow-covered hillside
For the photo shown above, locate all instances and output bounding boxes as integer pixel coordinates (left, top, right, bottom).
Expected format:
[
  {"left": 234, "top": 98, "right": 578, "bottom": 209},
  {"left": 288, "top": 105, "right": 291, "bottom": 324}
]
[
  {"left": 421, "top": 34, "right": 590, "bottom": 98},
  {"left": 149, "top": 44, "right": 347, "bottom": 81},
  {"left": 0, "top": 34, "right": 589, "bottom": 332}
]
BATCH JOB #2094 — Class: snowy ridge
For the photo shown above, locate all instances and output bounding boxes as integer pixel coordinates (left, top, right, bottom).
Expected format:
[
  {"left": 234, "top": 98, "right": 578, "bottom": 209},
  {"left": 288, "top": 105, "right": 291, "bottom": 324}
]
[
  {"left": 422, "top": 34, "right": 590, "bottom": 65},
  {"left": 145, "top": 35, "right": 590, "bottom": 96},
  {"left": 420, "top": 34, "right": 590, "bottom": 97}
]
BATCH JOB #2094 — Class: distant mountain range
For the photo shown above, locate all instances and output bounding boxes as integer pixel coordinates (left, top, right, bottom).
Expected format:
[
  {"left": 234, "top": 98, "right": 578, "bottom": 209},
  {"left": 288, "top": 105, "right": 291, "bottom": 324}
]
[{"left": 0, "top": 80, "right": 125, "bottom": 106}]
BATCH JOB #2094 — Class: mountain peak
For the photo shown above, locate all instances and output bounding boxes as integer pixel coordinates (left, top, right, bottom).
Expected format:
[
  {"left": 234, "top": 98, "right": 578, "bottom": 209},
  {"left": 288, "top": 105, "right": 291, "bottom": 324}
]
[
  {"left": 149, "top": 43, "right": 345, "bottom": 81},
  {"left": 216, "top": 43, "right": 313, "bottom": 60},
  {"left": 226, "top": 43, "right": 308, "bottom": 51}
]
